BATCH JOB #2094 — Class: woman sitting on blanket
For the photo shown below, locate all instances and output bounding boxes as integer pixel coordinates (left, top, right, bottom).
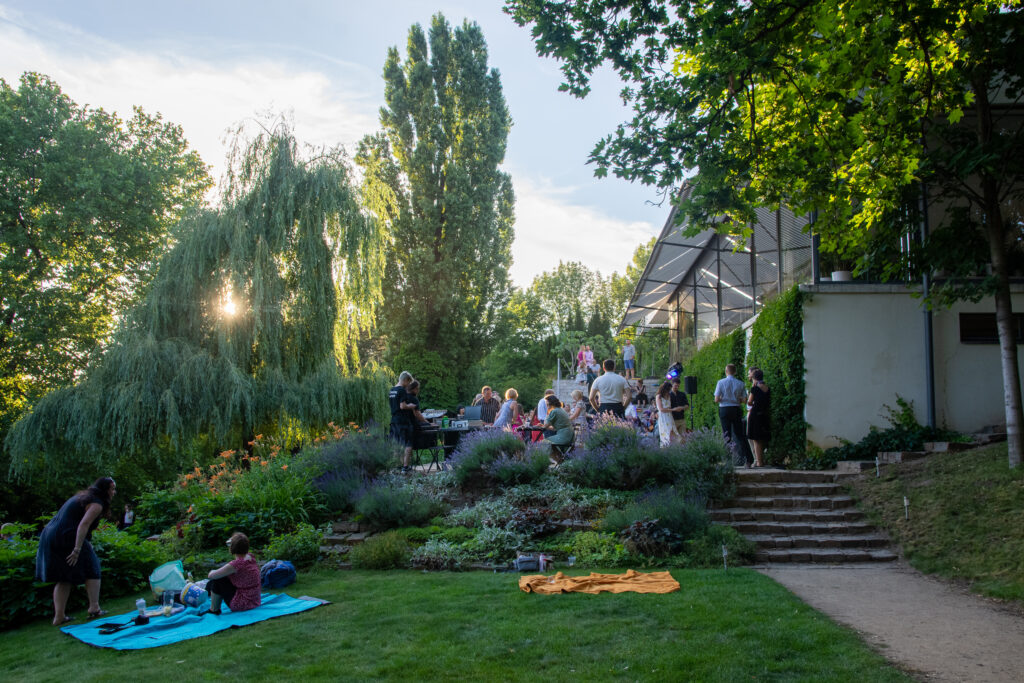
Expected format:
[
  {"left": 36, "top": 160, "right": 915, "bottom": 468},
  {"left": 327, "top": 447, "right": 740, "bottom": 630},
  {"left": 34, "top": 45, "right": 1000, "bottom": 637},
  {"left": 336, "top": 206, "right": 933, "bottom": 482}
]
[{"left": 206, "top": 532, "right": 261, "bottom": 615}]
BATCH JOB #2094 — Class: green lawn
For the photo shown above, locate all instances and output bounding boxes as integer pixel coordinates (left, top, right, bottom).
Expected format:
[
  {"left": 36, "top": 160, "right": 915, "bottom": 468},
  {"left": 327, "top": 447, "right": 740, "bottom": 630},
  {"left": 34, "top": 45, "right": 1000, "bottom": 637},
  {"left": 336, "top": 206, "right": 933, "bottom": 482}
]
[
  {"left": 847, "top": 442, "right": 1024, "bottom": 602},
  {"left": 0, "top": 568, "right": 907, "bottom": 681}
]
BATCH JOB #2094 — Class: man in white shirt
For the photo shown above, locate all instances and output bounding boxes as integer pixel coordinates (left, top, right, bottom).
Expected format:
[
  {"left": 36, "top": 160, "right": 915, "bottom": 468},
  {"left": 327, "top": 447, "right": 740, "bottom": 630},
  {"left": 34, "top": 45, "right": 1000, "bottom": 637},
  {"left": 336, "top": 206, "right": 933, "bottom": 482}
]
[
  {"left": 589, "top": 359, "right": 631, "bottom": 418},
  {"left": 714, "top": 364, "right": 752, "bottom": 464},
  {"left": 536, "top": 389, "right": 554, "bottom": 423}
]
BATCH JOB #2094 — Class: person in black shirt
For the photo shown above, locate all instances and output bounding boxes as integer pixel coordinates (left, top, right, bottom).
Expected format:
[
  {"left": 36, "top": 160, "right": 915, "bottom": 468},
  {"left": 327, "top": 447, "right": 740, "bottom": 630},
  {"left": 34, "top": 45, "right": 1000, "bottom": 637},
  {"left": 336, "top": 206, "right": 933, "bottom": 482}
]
[
  {"left": 389, "top": 371, "right": 416, "bottom": 472},
  {"left": 669, "top": 378, "right": 690, "bottom": 434},
  {"left": 634, "top": 382, "right": 650, "bottom": 407}
]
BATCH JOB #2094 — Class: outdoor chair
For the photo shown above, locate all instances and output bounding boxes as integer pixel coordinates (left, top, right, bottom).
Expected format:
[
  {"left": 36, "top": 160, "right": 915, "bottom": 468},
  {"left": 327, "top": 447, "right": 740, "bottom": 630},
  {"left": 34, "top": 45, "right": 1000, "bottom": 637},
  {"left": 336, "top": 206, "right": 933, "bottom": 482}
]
[{"left": 411, "top": 428, "right": 445, "bottom": 472}]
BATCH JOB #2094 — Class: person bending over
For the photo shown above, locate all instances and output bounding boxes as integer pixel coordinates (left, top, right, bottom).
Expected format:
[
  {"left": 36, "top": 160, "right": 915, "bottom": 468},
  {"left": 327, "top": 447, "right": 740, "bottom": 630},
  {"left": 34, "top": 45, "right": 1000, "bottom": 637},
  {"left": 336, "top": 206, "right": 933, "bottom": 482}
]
[
  {"left": 206, "top": 532, "right": 261, "bottom": 615},
  {"left": 35, "top": 477, "right": 117, "bottom": 624}
]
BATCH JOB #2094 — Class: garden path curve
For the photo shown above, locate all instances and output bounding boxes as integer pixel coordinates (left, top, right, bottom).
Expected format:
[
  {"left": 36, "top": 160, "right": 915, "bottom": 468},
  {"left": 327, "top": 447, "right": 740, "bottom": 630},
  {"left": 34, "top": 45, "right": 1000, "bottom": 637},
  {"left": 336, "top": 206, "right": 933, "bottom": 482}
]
[{"left": 759, "top": 562, "right": 1024, "bottom": 682}]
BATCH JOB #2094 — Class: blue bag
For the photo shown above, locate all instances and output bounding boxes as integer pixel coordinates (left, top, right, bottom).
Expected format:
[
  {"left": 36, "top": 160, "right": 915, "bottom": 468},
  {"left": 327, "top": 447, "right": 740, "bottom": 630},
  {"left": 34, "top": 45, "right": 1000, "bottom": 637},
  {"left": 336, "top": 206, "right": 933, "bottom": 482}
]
[{"left": 260, "top": 559, "right": 297, "bottom": 588}]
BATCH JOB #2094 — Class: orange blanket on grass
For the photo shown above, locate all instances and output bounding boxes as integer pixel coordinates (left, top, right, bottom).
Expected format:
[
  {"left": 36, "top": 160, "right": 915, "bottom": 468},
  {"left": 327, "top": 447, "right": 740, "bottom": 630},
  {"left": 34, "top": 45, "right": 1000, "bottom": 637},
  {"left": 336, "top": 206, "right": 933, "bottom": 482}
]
[{"left": 518, "top": 569, "right": 680, "bottom": 595}]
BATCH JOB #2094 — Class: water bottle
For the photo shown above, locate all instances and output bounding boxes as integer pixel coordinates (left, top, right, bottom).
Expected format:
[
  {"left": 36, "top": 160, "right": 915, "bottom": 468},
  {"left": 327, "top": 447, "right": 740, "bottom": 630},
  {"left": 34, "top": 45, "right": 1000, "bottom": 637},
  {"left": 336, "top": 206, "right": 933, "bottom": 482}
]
[{"left": 135, "top": 598, "right": 146, "bottom": 616}]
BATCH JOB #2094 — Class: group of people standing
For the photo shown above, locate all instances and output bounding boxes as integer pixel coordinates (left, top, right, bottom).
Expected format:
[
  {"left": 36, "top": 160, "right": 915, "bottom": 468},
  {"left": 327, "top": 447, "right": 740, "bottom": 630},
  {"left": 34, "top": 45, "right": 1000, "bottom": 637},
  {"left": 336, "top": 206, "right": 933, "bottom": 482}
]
[{"left": 714, "top": 363, "right": 771, "bottom": 467}]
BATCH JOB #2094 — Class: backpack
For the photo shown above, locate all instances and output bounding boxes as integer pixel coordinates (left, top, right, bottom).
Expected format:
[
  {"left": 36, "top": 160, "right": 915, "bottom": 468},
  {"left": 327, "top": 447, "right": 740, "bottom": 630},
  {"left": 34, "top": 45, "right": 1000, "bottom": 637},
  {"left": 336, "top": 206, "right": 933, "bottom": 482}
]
[{"left": 260, "top": 559, "right": 297, "bottom": 588}]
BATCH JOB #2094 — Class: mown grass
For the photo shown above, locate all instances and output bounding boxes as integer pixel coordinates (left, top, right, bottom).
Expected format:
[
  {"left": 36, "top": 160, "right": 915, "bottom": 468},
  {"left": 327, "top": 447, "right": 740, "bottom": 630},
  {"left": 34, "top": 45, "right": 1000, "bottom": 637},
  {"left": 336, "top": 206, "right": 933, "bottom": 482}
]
[
  {"left": 847, "top": 442, "right": 1024, "bottom": 602},
  {"left": 0, "top": 568, "right": 907, "bottom": 681}
]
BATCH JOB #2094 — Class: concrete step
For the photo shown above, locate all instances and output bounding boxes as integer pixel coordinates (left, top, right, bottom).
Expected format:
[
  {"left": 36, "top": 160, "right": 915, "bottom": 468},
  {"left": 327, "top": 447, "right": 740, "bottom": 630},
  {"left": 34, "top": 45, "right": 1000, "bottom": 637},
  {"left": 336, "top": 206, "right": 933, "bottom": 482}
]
[
  {"left": 923, "top": 441, "right": 972, "bottom": 453},
  {"left": 710, "top": 508, "right": 865, "bottom": 523},
  {"left": 734, "top": 482, "right": 844, "bottom": 497},
  {"left": 734, "top": 470, "right": 854, "bottom": 484},
  {"left": 756, "top": 548, "right": 898, "bottom": 563},
  {"left": 727, "top": 520, "right": 876, "bottom": 535},
  {"left": 836, "top": 460, "right": 875, "bottom": 473},
  {"left": 877, "top": 451, "right": 927, "bottom": 464},
  {"left": 746, "top": 533, "right": 891, "bottom": 550},
  {"left": 324, "top": 532, "right": 371, "bottom": 546},
  {"left": 722, "top": 495, "right": 856, "bottom": 510}
]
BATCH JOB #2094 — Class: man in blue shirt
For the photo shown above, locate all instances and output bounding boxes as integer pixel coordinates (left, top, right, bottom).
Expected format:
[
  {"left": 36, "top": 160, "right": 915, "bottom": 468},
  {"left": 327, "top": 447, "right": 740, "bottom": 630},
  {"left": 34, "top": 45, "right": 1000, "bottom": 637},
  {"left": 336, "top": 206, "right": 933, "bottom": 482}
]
[{"left": 713, "top": 364, "right": 753, "bottom": 465}]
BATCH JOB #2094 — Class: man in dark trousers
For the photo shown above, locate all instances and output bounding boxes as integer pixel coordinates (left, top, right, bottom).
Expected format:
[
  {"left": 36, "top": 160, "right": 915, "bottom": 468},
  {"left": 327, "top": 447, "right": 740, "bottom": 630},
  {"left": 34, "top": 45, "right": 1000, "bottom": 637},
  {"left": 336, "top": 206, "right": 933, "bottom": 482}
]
[
  {"left": 669, "top": 378, "right": 689, "bottom": 434},
  {"left": 389, "top": 371, "right": 417, "bottom": 472},
  {"left": 713, "top": 364, "right": 753, "bottom": 465}
]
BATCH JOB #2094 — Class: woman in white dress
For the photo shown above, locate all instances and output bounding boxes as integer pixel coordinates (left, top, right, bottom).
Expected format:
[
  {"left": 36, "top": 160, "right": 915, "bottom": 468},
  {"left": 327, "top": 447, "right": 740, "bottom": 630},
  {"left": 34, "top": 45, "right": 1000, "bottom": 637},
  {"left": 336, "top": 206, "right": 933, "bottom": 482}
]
[{"left": 655, "top": 381, "right": 682, "bottom": 447}]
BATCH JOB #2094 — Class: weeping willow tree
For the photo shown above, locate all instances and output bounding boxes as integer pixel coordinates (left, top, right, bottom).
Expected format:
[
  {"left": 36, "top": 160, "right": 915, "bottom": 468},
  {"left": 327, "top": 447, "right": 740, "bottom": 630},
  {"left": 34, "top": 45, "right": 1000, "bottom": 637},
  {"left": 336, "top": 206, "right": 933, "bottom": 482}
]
[{"left": 5, "top": 125, "right": 392, "bottom": 485}]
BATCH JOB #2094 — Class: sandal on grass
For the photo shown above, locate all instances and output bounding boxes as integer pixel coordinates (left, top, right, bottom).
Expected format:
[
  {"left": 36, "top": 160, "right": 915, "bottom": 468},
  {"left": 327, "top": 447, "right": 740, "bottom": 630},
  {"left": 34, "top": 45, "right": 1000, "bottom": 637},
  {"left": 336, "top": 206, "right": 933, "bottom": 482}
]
[
  {"left": 54, "top": 615, "right": 74, "bottom": 626},
  {"left": 87, "top": 609, "right": 108, "bottom": 620}
]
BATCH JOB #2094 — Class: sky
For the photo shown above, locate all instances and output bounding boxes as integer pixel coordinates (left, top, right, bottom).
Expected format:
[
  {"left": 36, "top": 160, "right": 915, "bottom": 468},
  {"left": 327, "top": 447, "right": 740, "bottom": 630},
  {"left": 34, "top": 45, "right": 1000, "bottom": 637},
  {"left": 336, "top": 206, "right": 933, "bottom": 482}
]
[{"left": 0, "top": 0, "right": 669, "bottom": 288}]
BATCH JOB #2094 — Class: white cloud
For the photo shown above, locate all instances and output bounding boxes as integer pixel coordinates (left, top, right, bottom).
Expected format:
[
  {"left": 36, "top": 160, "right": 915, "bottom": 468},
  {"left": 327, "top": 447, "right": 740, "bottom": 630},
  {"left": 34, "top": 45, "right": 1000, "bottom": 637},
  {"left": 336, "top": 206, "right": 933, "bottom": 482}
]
[
  {"left": 0, "top": 11, "right": 380, "bottom": 183},
  {"left": 509, "top": 175, "right": 658, "bottom": 287},
  {"left": 0, "top": 8, "right": 660, "bottom": 291}
]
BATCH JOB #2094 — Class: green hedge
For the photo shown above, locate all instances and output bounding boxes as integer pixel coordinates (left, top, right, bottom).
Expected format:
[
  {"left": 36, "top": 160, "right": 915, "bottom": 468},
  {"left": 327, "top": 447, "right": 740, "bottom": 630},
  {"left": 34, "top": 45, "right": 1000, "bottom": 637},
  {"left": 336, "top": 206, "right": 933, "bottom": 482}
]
[
  {"left": 684, "top": 328, "right": 746, "bottom": 431},
  {"left": 747, "top": 286, "right": 807, "bottom": 464}
]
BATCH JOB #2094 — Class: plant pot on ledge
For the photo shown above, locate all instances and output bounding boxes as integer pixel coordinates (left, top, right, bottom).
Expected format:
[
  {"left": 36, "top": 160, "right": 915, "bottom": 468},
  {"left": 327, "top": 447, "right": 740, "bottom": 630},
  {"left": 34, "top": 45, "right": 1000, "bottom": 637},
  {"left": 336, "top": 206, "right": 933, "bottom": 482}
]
[{"left": 830, "top": 270, "right": 853, "bottom": 282}]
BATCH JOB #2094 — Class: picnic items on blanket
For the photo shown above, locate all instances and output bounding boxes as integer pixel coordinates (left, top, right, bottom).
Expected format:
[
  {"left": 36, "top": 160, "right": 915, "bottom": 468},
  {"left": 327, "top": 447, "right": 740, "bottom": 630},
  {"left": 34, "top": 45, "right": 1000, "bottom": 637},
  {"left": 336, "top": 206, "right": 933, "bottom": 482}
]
[
  {"left": 260, "top": 559, "right": 297, "bottom": 588},
  {"left": 519, "top": 569, "right": 680, "bottom": 595},
  {"left": 181, "top": 579, "right": 210, "bottom": 608},
  {"left": 61, "top": 593, "right": 328, "bottom": 650},
  {"left": 149, "top": 560, "right": 186, "bottom": 600}
]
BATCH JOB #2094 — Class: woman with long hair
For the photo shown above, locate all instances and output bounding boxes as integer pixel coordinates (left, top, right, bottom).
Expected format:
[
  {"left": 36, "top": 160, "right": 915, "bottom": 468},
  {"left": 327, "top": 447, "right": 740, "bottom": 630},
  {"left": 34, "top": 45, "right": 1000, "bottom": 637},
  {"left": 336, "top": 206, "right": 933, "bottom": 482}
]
[
  {"left": 655, "top": 382, "right": 683, "bottom": 447},
  {"left": 35, "top": 477, "right": 116, "bottom": 624}
]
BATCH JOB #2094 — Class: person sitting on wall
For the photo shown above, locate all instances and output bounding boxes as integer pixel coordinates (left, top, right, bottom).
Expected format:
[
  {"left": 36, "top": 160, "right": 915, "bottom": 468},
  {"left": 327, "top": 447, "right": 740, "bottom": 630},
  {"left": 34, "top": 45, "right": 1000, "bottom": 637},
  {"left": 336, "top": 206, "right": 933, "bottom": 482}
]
[{"left": 472, "top": 385, "right": 501, "bottom": 425}]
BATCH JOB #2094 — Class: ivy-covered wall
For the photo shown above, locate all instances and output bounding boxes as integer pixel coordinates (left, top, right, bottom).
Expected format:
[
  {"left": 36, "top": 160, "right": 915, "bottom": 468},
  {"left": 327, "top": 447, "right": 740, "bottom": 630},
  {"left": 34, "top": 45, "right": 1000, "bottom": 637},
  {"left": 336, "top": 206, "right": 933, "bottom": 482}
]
[
  {"left": 746, "top": 286, "right": 807, "bottom": 464},
  {"left": 680, "top": 286, "right": 807, "bottom": 464},
  {"left": 684, "top": 328, "right": 746, "bottom": 432}
]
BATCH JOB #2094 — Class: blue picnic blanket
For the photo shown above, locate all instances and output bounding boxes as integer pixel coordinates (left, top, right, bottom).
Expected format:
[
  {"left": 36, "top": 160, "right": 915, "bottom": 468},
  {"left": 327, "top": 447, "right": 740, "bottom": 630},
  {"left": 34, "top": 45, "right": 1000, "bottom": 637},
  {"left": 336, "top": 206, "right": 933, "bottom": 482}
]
[{"left": 61, "top": 593, "right": 327, "bottom": 650}]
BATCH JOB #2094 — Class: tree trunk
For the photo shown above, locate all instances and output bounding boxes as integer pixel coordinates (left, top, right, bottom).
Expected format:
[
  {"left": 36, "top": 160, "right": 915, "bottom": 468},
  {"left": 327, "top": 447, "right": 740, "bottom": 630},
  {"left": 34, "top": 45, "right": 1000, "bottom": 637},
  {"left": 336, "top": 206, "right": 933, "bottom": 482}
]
[
  {"left": 973, "top": 76, "right": 1022, "bottom": 468},
  {"left": 986, "top": 221, "right": 1023, "bottom": 468}
]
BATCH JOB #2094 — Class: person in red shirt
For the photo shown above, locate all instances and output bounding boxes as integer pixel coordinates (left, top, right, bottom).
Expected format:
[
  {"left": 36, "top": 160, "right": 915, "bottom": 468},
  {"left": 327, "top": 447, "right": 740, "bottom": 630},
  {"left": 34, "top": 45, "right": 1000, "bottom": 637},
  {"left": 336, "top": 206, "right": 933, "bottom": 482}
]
[{"left": 205, "top": 532, "right": 262, "bottom": 614}]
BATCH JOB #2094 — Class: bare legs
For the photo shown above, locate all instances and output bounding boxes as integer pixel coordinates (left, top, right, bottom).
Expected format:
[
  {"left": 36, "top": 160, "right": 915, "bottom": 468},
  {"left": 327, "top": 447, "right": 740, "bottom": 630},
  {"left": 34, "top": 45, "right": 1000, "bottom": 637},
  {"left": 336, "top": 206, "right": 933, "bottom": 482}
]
[
  {"left": 52, "top": 582, "right": 71, "bottom": 625},
  {"left": 750, "top": 439, "right": 765, "bottom": 467},
  {"left": 85, "top": 578, "right": 101, "bottom": 614}
]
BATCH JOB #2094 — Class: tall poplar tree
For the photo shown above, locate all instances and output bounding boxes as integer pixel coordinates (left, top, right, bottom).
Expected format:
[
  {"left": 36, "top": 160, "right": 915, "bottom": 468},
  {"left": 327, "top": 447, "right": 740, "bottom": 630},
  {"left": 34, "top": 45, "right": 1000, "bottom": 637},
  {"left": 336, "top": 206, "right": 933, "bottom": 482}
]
[
  {"left": 358, "top": 13, "right": 515, "bottom": 408},
  {"left": 6, "top": 125, "right": 390, "bottom": 485}
]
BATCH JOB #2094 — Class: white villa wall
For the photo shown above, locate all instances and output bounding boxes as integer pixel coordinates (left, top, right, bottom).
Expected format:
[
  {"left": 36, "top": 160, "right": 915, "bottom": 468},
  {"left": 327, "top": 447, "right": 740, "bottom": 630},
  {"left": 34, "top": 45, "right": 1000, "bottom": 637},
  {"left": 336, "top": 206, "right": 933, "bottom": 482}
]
[{"left": 802, "top": 284, "right": 1024, "bottom": 447}]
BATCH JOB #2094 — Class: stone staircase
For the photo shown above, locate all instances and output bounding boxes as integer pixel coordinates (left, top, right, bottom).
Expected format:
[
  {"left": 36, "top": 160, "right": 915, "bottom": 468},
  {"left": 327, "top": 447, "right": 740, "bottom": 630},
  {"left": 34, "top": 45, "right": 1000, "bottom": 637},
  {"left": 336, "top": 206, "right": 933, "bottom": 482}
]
[{"left": 711, "top": 469, "right": 898, "bottom": 563}]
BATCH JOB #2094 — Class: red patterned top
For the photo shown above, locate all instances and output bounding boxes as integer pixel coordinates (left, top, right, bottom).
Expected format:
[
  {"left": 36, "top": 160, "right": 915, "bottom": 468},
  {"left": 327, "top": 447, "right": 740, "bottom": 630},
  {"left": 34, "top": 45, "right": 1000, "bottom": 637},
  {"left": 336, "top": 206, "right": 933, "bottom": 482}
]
[{"left": 227, "top": 555, "right": 262, "bottom": 612}]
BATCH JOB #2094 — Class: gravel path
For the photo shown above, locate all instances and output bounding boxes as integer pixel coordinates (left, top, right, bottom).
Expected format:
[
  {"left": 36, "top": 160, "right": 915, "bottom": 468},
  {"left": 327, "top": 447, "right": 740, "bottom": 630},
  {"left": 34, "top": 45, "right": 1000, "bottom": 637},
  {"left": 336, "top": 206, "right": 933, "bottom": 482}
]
[{"left": 759, "top": 563, "right": 1024, "bottom": 682}]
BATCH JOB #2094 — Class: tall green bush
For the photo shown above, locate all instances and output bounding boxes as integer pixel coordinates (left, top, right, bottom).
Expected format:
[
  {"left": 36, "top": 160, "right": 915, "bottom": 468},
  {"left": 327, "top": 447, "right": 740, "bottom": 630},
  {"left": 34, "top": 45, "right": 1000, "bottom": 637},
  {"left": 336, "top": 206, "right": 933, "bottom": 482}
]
[
  {"left": 747, "top": 286, "right": 807, "bottom": 464},
  {"left": 682, "top": 328, "right": 746, "bottom": 431}
]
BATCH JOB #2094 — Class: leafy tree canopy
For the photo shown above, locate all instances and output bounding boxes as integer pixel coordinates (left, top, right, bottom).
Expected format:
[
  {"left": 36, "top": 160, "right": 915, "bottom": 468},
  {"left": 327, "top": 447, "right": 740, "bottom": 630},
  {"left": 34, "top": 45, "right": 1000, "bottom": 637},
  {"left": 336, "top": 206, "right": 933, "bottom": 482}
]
[
  {"left": 0, "top": 72, "right": 211, "bottom": 437},
  {"left": 6, "top": 124, "right": 390, "bottom": 485},
  {"left": 358, "top": 13, "right": 515, "bottom": 408}
]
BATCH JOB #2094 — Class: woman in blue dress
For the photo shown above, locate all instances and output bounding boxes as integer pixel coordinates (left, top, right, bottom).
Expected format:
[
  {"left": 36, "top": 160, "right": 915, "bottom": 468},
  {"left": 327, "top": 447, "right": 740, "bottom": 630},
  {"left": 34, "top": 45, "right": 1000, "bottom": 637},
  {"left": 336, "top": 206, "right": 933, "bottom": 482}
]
[
  {"left": 492, "top": 388, "right": 521, "bottom": 429},
  {"left": 35, "top": 477, "right": 116, "bottom": 624}
]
